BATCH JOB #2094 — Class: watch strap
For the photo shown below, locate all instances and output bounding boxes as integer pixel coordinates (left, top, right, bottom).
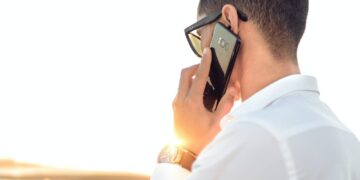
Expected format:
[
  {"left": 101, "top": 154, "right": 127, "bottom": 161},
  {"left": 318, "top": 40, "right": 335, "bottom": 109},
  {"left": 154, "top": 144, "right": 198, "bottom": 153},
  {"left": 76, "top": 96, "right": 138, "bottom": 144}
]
[
  {"left": 179, "top": 147, "right": 197, "bottom": 171},
  {"left": 157, "top": 145, "right": 197, "bottom": 171}
]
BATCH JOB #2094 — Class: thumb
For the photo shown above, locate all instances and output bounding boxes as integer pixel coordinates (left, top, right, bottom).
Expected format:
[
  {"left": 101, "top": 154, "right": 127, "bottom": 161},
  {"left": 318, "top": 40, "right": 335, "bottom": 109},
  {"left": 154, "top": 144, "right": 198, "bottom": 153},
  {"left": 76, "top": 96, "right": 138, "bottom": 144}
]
[{"left": 215, "top": 87, "right": 238, "bottom": 121}]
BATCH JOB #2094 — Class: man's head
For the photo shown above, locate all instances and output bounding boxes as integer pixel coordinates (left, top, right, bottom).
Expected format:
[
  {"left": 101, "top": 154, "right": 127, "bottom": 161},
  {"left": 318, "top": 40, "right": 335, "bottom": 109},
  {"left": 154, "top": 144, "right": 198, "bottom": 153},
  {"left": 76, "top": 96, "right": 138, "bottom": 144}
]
[
  {"left": 198, "top": 0, "right": 309, "bottom": 62},
  {"left": 190, "top": 0, "right": 308, "bottom": 100}
]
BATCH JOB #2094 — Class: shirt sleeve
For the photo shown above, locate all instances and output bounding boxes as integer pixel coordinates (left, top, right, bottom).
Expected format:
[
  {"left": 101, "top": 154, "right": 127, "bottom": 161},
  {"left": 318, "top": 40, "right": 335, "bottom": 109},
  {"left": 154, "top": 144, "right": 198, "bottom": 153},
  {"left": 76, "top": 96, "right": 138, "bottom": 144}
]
[
  {"left": 151, "top": 163, "right": 191, "bottom": 180},
  {"left": 187, "top": 121, "right": 289, "bottom": 180}
]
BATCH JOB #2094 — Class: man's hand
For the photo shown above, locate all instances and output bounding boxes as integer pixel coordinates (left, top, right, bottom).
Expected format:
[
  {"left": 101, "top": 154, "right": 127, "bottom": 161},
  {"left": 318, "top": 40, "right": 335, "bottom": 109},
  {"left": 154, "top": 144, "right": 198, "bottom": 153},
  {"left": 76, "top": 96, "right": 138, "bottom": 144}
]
[{"left": 173, "top": 48, "right": 237, "bottom": 155}]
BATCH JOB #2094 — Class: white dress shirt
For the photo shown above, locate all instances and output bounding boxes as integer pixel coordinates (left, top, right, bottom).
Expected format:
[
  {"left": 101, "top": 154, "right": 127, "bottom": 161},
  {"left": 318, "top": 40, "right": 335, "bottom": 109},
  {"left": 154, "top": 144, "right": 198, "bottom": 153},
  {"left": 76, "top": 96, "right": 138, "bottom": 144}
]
[{"left": 151, "top": 75, "right": 360, "bottom": 180}]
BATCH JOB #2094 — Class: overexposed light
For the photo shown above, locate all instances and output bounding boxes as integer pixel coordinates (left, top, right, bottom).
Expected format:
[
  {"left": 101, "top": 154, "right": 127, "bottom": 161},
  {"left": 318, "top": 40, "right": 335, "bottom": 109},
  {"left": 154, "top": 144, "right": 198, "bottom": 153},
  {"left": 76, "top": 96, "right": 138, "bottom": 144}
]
[{"left": 0, "top": 0, "right": 359, "bottom": 176}]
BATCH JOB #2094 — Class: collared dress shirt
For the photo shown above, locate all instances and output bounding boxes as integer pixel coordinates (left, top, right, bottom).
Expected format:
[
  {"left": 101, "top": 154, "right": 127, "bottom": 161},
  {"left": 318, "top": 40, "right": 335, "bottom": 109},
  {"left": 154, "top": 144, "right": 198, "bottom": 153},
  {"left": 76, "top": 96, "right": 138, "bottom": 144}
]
[{"left": 151, "top": 75, "right": 360, "bottom": 180}]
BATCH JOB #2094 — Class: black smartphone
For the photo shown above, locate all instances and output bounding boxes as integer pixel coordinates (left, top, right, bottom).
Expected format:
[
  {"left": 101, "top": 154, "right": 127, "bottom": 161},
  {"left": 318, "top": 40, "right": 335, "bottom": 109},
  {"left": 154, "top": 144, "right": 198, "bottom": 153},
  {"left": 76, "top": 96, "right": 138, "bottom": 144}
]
[{"left": 203, "top": 22, "right": 241, "bottom": 112}]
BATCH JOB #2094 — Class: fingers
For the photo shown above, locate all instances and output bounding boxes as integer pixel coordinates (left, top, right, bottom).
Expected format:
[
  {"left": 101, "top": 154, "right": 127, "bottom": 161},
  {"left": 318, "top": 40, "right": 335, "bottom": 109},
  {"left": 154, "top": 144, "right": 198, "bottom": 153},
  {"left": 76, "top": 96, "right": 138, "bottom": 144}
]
[
  {"left": 214, "top": 87, "right": 237, "bottom": 121},
  {"left": 176, "top": 64, "right": 199, "bottom": 100},
  {"left": 188, "top": 48, "right": 212, "bottom": 99}
]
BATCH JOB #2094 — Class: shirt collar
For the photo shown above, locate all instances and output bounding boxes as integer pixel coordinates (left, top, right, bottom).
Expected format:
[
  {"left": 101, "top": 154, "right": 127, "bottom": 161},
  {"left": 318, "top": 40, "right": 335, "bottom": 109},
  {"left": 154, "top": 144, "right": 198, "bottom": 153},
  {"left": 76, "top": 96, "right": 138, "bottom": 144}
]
[{"left": 220, "top": 74, "right": 320, "bottom": 128}]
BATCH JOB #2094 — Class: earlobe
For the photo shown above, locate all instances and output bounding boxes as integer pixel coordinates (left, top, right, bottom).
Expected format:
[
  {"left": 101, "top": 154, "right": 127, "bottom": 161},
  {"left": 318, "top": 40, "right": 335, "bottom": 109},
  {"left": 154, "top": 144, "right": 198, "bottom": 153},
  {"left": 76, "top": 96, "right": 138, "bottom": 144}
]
[{"left": 221, "top": 4, "right": 239, "bottom": 34}]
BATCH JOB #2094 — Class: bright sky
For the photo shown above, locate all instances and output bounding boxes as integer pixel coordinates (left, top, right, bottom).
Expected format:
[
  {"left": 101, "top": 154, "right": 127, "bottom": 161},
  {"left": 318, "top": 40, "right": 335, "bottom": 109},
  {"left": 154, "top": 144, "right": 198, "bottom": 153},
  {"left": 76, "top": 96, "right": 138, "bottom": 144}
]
[{"left": 0, "top": 0, "right": 359, "bottom": 176}]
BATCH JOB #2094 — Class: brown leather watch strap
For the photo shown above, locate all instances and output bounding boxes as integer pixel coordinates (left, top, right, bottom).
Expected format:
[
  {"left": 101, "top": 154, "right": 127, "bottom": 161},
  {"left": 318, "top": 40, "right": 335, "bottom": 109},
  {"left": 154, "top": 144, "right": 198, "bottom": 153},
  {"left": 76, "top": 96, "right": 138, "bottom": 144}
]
[
  {"left": 179, "top": 147, "right": 197, "bottom": 171},
  {"left": 157, "top": 145, "right": 197, "bottom": 171}
]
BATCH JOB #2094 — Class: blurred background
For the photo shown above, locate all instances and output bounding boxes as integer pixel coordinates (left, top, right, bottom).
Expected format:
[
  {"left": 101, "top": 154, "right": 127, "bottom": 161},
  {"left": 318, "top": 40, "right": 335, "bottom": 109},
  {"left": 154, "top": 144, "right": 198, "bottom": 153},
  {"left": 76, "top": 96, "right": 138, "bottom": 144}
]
[{"left": 0, "top": 0, "right": 359, "bottom": 178}]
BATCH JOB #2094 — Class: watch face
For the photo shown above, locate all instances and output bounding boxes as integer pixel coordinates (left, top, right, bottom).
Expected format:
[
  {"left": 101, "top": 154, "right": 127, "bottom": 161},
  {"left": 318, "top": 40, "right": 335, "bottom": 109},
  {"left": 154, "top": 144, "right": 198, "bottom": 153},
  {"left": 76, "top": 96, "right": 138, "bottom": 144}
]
[{"left": 157, "top": 145, "right": 180, "bottom": 163}]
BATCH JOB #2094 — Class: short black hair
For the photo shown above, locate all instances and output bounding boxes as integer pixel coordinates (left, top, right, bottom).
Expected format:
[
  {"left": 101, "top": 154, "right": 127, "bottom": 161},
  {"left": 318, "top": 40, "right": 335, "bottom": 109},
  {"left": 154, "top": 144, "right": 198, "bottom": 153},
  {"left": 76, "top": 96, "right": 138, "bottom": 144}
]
[{"left": 198, "top": 0, "right": 309, "bottom": 61}]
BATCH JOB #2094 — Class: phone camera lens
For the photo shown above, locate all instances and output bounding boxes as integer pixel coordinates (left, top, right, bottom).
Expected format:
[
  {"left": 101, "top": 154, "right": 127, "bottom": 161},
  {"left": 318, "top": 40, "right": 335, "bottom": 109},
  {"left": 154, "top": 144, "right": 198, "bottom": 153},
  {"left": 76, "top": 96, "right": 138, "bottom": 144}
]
[{"left": 218, "top": 37, "right": 228, "bottom": 49}]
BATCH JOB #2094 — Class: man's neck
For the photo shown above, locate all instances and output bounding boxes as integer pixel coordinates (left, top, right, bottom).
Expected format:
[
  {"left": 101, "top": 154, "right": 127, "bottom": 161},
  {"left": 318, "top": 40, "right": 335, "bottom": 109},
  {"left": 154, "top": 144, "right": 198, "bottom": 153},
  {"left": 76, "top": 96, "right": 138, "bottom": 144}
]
[{"left": 240, "top": 57, "right": 300, "bottom": 102}]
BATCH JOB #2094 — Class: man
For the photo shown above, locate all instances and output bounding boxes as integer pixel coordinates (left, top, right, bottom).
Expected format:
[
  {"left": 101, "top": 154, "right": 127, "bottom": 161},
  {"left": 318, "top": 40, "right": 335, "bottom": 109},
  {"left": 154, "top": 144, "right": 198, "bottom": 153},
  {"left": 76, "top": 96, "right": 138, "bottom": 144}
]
[{"left": 152, "top": 0, "right": 360, "bottom": 179}]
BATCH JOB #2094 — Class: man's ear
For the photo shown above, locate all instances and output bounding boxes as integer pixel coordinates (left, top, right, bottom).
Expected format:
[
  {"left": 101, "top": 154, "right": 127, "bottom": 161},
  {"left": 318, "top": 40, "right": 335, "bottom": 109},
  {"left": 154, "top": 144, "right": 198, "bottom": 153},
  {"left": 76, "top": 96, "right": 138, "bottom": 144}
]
[{"left": 220, "top": 4, "right": 239, "bottom": 35}]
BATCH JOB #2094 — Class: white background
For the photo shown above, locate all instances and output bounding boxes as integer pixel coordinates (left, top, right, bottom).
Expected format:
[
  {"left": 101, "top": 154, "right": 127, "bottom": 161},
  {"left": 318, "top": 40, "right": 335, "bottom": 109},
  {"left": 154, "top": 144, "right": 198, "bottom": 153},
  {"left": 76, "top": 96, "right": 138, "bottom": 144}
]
[{"left": 0, "top": 0, "right": 359, "bottom": 175}]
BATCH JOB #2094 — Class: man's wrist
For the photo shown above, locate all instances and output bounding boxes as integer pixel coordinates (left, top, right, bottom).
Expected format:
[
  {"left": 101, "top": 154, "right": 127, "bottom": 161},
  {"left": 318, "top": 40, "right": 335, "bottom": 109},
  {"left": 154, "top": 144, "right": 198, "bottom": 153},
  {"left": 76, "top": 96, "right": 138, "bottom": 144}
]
[
  {"left": 182, "top": 126, "right": 221, "bottom": 155},
  {"left": 157, "top": 145, "right": 197, "bottom": 171}
]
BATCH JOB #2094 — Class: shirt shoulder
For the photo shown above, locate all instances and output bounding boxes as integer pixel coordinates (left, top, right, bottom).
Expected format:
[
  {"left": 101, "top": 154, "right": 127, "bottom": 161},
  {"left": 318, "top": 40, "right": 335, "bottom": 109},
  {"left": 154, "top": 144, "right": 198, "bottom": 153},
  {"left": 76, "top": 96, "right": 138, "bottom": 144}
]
[
  {"left": 232, "top": 91, "right": 352, "bottom": 139},
  {"left": 190, "top": 91, "right": 360, "bottom": 180}
]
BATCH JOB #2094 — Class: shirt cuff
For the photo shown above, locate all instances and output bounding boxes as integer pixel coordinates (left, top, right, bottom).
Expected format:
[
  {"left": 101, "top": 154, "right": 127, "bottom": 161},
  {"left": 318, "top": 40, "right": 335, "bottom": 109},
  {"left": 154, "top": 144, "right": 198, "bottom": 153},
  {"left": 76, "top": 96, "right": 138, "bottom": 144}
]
[{"left": 151, "top": 163, "right": 191, "bottom": 180}]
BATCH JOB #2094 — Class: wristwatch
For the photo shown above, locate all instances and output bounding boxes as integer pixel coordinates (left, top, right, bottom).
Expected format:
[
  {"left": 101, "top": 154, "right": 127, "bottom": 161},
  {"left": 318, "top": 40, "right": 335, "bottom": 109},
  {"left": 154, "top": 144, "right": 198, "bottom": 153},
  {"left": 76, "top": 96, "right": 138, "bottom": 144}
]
[{"left": 157, "top": 144, "right": 197, "bottom": 171}]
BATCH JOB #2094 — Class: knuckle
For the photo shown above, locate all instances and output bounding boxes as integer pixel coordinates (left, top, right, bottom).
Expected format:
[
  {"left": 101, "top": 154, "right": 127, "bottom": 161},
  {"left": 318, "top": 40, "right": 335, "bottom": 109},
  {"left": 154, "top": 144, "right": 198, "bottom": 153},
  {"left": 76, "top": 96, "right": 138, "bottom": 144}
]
[
  {"left": 172, "top": 95, "right": 182, "bottom": 107},
  {"left": 184, "top": 97, "right": 196, "bottom": 107},
  {"left": 180, "top": 68, "right": 189, "bottom": 77},
  {"left": 181, "top": 64, "right": 198, "bottom": 77},
  {"left": 172, "top": 98, "right": 178, "bottom": 109}
]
